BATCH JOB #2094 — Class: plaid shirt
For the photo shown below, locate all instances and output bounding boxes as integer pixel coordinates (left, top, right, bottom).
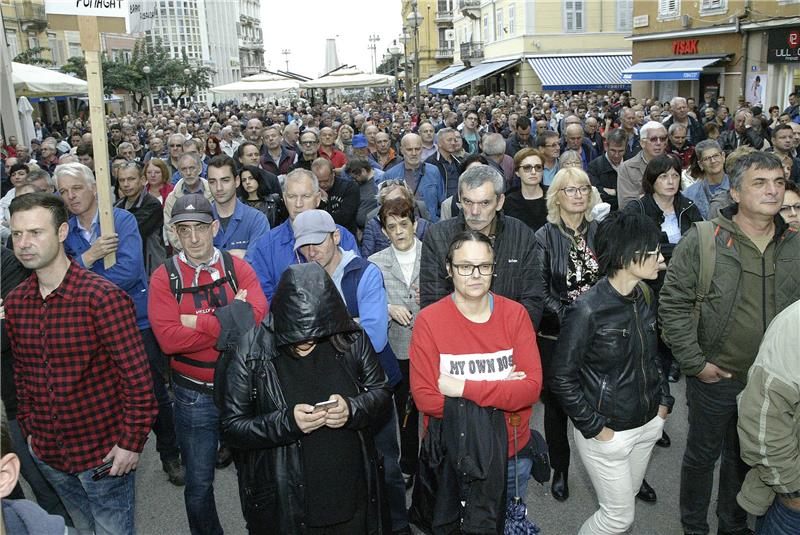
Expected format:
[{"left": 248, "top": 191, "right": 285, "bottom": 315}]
[{"left": 4, "top": 260, "right": 156, "bottom": 473}]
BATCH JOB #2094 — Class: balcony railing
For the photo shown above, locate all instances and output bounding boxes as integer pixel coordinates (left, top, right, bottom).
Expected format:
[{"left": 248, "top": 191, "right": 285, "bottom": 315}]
[
  {"left": 459, "top": 0, "right": 481, "bottom": 17},
  {"left": 16, "top": 0, "right": 48, "bottom": 31},
  {"left": 460, "top": 41, "right": 484, "bottom": 62},
  {"left": 435, "top": 10, "right": 453, "bottom": 23},
  {"left": 435, "top": 48, "right": 454, "bottom": 59}
]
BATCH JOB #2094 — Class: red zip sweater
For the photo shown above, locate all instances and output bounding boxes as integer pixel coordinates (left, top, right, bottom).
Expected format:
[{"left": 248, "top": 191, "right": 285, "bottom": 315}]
[
  {"left": 148, "top": 255, "right": 268, "bottom": 383},
  {"left": 409, "top": 293, "right": 542, "bottom": 457}
]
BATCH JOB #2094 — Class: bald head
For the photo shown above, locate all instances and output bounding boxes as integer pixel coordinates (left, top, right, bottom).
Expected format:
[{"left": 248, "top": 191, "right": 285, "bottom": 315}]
[
  {"left": 565, "top": 123, "right": 584, "bottom": 151},
  {"left": 400, "top": 133, "right": 423, "bottom": 168}
]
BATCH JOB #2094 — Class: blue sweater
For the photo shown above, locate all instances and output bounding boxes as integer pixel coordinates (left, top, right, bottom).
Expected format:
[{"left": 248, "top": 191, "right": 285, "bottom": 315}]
[
  {"left": 212, "top": 200, "right": 270, "bottom": 252},
  {"left": 381, "top": 162, "right": 444, "bottom": 222}
]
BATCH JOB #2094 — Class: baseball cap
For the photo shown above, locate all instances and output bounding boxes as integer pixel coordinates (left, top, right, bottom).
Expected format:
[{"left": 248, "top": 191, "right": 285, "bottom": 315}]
[
  {"left": 293, "top": 210, "right": 336, "bottom": 251},
  {"left": 352, "top": 134, "right": 368, "bottom": 149},
  {"left": 171, "top": 193, "right": 214, "bottom": 224}
]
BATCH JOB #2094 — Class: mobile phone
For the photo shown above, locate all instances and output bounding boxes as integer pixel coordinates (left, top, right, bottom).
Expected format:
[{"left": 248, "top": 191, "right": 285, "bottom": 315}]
[
  {"left": 312, "top": 399, "right": 338, "bottom": 413},
  {"left": 91, "top": 460, "right": 113, "bottom": 481}
]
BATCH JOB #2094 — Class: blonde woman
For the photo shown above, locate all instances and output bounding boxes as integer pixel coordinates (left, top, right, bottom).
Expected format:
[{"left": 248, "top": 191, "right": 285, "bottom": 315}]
[{"left": 336, "top": 124, "right": 355, "bottom": 159}]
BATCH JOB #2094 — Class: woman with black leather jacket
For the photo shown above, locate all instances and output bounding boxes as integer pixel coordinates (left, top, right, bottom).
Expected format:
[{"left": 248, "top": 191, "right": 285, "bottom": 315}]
[
  {"left": 532, "top": 167, "right": 600, "bottom": 502},
  {"left": 550, "top": 212, "right": 675, "bottom": 535},
  {"left": 220, "top": 262, "right": 392, "bottom": 535}
]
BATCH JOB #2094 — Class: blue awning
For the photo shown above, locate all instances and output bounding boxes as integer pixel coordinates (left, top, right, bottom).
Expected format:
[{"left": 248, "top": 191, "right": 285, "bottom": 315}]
[
  {"left": 621, "top": 57, "right": 725, "bottom": 81},
  {"left": 527, "top": 54, "right": 631, "bottom": 90},
  {"left": 420, "top": 64, "right": 466, "bottom": 88},
  {"left": 428, "top": 59, "right": 517, "bottom": 95}
]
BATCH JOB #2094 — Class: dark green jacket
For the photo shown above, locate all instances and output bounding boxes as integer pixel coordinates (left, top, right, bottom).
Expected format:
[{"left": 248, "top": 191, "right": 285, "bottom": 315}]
[{"left": 659, "top": 206, "right": 800, "bottom": 381}]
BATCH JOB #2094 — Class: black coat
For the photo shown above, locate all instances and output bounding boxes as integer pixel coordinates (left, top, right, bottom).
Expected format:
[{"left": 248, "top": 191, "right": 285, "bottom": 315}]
[
  {"left": 663, "top": 115, "right": 706, "bottom": 145},
  {"left": 550, "top": 278, "right": 675, "bottom": 439},
  {"left": 718, "top": 128, "right": 765, "bottom": 154},
  {"left": 220, "top": 263, "right": 392, "bottom": 535},
  {"left": 587, "top": 155, "right": 619, "bottom": 211},
  {"left": 622, "top": 193, "right": 702, "bottom": 263},
  {"left": 533, "top": 221, "right": 598, "bottom": 337},
  {"left": 420, "top": 212, "right": 542, "bottom": 328}
]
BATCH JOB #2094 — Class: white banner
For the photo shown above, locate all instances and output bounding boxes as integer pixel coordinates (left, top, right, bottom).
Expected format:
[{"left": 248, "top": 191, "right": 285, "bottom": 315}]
[
  {"left": 439, "top": 349, "right": 515, "bottom": 382},
  {"left": 44, "top": 0, "right": 155, "bottom": 33}
]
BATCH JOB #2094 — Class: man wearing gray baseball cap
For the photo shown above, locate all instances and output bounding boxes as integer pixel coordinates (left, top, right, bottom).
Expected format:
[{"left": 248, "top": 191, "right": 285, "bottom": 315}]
[{"left": 293, "top": 210, "right": 409, "bottom": 533}]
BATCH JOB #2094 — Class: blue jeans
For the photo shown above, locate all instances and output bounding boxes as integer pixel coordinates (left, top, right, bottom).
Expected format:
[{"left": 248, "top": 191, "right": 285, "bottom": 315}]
[
  {"left": 756, "top": 496, "right": 800, "bottom": 535},
  {"left": 141, "top": 328, "right": 180, "bottom": 463},
  {"left": 172, "top": 383, "right": 223, "bottom": 535},
  {"left": 372, "top": 400, "right": 409, "bottom": 531},
  {"left": 681, "top": 377, "right": 749, "bottom": 535},
  {"left": 507, "top": 456, "right": 533, "bottom": 504},
  {"left": 28, "top": 443, "right": 135, "bottom": 535}
]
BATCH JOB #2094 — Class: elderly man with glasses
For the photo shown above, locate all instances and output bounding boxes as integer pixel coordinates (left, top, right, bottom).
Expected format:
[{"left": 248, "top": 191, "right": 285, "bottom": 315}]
[{"left": 618, "top": 121, "right": 669, "bottom": 209}]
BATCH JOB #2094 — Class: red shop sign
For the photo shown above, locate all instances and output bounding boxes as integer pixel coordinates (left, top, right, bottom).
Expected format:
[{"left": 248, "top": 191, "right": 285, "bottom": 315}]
[{"left": 673, "top": 39, "right": 699, "bottom": 55}]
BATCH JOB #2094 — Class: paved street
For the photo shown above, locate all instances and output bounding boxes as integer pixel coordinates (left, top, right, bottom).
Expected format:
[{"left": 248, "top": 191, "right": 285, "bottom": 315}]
[{"left": 124, "top": 376, "right": 743, "bottom": 535}]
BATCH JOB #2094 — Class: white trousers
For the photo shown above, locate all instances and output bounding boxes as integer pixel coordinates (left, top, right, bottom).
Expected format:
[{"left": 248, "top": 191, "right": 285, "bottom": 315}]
[{"left": 574, "top": 414, "right": 665, "bottom": 535}]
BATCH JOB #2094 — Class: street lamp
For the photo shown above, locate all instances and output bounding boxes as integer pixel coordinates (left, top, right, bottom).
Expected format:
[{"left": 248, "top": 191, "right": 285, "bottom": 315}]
[
  {"left": 183, "top": 67, "right": 192, "bottom": 106},
  {"left": 388, "top": 43, "right": 401, "bottom": 96},
  {"left": 142, "top": 65, "right": 153, "bottom": 113},
  {"left": 281, "top": 48, "right": 291, "bottom": 71},
  {"left": 400, "top": 32, "right": 411, "bottom": 101},
  {"left": 368, "top": 34, "right": 380, "bottom": 74},
  {"left": 406, "top": 1, "right": 423, "bottom": 104}
]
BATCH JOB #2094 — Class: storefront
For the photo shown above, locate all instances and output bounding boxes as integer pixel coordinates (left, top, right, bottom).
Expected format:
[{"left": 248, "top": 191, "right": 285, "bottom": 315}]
[
  {"left": 625, "top": 27, "right": 743, "bottom": 105},
  {"left": 750, "top": 25, "right": 800, "bottom": 111}
]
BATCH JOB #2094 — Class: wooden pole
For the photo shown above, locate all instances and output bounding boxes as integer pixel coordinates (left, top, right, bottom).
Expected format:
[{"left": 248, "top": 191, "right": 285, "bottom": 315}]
[{"left": 77, "top": 15, "right": 115, "bottom": 268}]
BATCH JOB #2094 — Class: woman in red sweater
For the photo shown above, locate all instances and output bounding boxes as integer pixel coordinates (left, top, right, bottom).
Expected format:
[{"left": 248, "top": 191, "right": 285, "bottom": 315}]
[{"left": 410, "top": 230, "right": 542, "bottom": 526}]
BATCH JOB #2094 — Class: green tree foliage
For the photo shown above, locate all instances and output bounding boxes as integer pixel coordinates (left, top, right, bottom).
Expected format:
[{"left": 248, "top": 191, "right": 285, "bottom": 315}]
[{"left": 14, "top": 47, "right": 54, "bottom": 67}]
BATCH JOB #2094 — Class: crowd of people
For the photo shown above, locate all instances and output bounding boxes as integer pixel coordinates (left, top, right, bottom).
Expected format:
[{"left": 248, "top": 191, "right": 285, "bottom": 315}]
[{"left": 1, "top": 86, "right": 800, "bottom": 535}]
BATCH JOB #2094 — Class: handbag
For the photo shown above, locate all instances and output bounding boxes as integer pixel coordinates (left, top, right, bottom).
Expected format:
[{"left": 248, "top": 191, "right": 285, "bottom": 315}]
[{"left": 528, "top": 429, "right": 551, "bottom": 485}]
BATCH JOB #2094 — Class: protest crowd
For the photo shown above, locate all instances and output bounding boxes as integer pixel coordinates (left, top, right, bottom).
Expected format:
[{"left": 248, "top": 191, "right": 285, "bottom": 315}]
[{"left": 1, "top": 87, "right": 800, "bottom": 535}]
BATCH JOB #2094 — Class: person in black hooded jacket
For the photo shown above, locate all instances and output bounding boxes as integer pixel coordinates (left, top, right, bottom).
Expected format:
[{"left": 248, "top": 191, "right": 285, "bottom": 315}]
[{"left": 220, "top": 262, "right": 392, "bottom": 535}]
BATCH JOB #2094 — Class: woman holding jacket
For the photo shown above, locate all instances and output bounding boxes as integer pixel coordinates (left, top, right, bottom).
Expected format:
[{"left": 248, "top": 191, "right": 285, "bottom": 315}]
[
  {"left": 220, "top": 262, "right": 392, "bottom": 535},
  {"left": 550, "top": 211, "right": 674, "bottom": 535}
]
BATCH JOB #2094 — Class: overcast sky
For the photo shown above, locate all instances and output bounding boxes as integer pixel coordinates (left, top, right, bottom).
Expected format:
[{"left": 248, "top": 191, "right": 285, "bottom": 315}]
[{"left": 260, "top": 2, "right": 404, "bottom": 78}]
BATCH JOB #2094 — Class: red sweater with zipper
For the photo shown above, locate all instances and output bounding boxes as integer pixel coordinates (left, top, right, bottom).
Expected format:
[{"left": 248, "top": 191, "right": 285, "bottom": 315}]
[{"left": 410, "top": 293, "right": 542, "bottom": 457}]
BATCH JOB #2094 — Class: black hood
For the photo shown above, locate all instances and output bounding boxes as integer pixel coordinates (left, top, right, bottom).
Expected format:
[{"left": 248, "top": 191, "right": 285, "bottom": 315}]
[{"left": 271, "top": 262, "right": 360, "bottom": 347}]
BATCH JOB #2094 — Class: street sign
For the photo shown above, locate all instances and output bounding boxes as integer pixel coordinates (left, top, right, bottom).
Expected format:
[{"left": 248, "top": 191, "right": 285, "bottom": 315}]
[{"left": 44, "top": 0, "right": 155, "bottom": 33}]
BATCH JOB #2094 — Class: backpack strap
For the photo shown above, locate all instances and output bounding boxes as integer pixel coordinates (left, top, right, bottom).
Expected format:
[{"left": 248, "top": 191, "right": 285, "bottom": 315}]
[
  {"left": 220, "top": 249, "right": 239, "bottom": 295},
  {"left": 693, "top": 220, "right": 718, "bottom": 318},
  {"left": 166, "top": 255, "right": 184, "bottom": 303},
  {"left": 164, "top": 250, "right": 239, "bottom": 303},
  {"left": 637, "top": 281, "right": 652, "bottom": 307}
]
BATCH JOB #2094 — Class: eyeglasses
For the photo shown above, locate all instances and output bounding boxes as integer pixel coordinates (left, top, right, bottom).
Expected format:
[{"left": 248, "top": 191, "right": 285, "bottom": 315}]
[
  {"left": 560, "top": 185, "right": 592, "bottom": 197},
  {"left": 451, "top": 263, "right": 494, "bottom": 276},
  {"left": 701, "top": 153, "right": 723, "bottom": 163},
  {"left": 175, "top": 223, "right": 212, "bottom": 238},
  {"left": 300, "top": 140, "right": 318, "bottom": 146},
  {"left": 780, "top": 203, "right": 800, "bottom": 214},
  {"left": 519, "top": 164, "right": 544, "bottom": 173},
  {"left": 169, "top": 144, "right": 183, "bottom": 148},
  {"left": 647, "top": 136, "right": 668, "bottom": 143},
  {"left": 378, "top": 179, "right": 406, "bottom": 190},
  {"left": 635, "top": 247, "right": 661, "bottom": 258}
]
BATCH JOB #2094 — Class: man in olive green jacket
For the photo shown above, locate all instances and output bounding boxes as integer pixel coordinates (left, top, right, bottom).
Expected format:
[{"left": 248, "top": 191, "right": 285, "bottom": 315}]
[
  {"left": 659, "top": 151, "right": 800, "bottom": 535},
  {"left": 737, "top": 299, "right": 800, "bottom": 534}
]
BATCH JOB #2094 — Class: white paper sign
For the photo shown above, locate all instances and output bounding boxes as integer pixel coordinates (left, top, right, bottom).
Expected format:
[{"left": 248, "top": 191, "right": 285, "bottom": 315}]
[
  {"left": 44, "top": 0, "right": 155, "bottom": 33},
  {"left": 439, "top": 349, "right": 515, "bottom": 382}
]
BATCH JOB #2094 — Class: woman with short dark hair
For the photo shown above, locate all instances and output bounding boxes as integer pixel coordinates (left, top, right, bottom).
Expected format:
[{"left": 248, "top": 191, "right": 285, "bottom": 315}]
[{"left": 551, "top": 211, "right": 674, "bottom": 535}]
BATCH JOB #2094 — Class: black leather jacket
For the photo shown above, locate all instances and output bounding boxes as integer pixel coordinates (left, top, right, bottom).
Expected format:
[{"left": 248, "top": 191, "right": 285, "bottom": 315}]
[
  {"left": 623, "top": 192, "right": 702, "bottom": 263},
  {"left": 533, "top": 220, "right": 598, "bottom": 337},
  {"left": 220, "top": 263, "right": 392, "bottom": 534},
  {"left": 550, "top": 278, "right": 675, "bottom": 439}
]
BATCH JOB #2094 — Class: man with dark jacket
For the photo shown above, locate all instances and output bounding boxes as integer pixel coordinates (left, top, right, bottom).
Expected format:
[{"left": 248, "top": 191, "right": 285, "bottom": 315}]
[
  {"left": 505, "top": 116, "right": 535, "bottom": 157},
  {"left": 114, "top": 162, "right": 166, "bottom": 275},
  {"left": 420, "top": 164, "right": 541, "bottom": 327},
  {"left": 311, "top": 158, "right": 360, "bottom": 236},
  {"left": 259, "top": 125, "right": 295, "bottom": 176},
  {"left": 220, "top": 262, "right": 392, "bottom": 533},
  {"left": 588, "top": 128, "right": 627, "bottom": 211},
  {"left": 426, "top": 128, "right": 462, "bottom": 201},
  {"left": 663, "top": 97, "right": 705, "bottom": 145},
  {"left": 660, "top": 152, "right": 800, "bottom": 535},
  {"left": 719, "top": 110, "right": 765, "bottom": 155}
]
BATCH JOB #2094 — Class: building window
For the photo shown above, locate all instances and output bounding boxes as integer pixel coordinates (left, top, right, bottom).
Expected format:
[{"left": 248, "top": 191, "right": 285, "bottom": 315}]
[
  {"left": 483, "top": 14, "right": 490, "bottom": 42},
  {"left": 48, "top": 32, "right": 64, "bottom": 66},
  {"left": 68, "top": 43, "right": 82, "bottom": 59},
  {"left": 27, "top": 33, "right": 39, "bottom": 50},
  {"left": 508, "top": 4, "right": 515, "bottom": 35},
  {"left": 496, "top": 9, "right": 503, "bottom": 40},
  {"left": 617, "top": 0, "right": 633, "bottom": 31},
  {"left": 658, "top": 0, "right": 680, "bottom": 20},
  {"left": 700, "top": 0, "right": 727, "bottom": 14},
  {"left": 6, "top": 30, "right": 20, "bottom": 59},
  {"left": 564, "top": 1, "right": 584, "bottom": 33}
]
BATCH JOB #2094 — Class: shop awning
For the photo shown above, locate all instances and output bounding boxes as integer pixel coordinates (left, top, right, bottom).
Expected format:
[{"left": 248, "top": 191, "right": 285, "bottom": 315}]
[
  {"left": 428, "top": 59, "right": 517, "bottom": 95},
  {"left": 621, "top": 57, "right": 725, "bottom": 81},
  {"left": 527, "top": 54, "right": 631, "bottom": 90},
  {"left": 420, "top": 64, "right": 465, "bottom": 88}
]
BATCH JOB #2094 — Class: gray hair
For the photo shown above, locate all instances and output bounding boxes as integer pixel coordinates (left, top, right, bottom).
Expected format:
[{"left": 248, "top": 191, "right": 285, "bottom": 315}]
[
  {"left": 263, "top": 124, "right": 282, "bottom": 137},
  {"left": 606, "top": 128, "right": 627, "bottom": 146},
  {"left": 670, "top": 96, "right": 687, "bottom": 108},
  {"left": 283, "top": 168, "right": 319, "bottom": 193},
  {"left": 178, "top": 151, "right": 202, "bottom": 168},
  {"left": 694, "top": 139, "right": 722, "bottom": 161},
  {"left": 559, "top": 150, "right": 582, "bottom": 167},
  {"left": 458, "top": 164, "right": 505, "bottom": 197},
  {"left": 640, "top": 121, "right": 667, "bottom": 140},
  {"left": 26, "top": 168, "right": 56, "bottom": 188},
  {"left": 118, "top": 141, "right": 134, "bottom": 152},
  {"left": 436, "top": 127, "right": 456, "bottom": 144},
  {"left": 668, "top": 122, "right": 687, "bottom": 135},
  {"left": 728, "top": 151, "right": 783, "bottom": 191},
  {"left": 54, "top": 162, "right": 96, "bottom": 187},
  {"left": 482, "top": 133, "right": 506, "bottom": 156}
]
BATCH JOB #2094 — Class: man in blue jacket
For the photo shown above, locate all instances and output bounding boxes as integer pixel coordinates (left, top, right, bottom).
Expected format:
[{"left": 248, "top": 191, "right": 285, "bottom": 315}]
[
  {"left": 382, "top": 133, "right": 444, "bottom": 222},
  {"left": 245, "top": 168, "right": 358, "bottom": 303},
  {"left": 55, "top": 162, "right": 184, "bottom": 487},
  {"left": 206, "top": 154, "right": 270, "bottom": 258}
]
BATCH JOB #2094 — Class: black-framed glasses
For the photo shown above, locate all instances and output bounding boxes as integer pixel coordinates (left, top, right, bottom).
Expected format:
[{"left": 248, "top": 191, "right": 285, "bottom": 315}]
[
  {"left": 451, "top": 263, "right": 494, "bottom": 276},
  {"left": 560, "top": 185, "right": 592, "bottom": 198}
]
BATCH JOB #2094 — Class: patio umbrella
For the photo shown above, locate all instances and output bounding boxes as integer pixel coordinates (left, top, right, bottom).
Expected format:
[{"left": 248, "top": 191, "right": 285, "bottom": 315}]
[{"left": 17, "top": 96, "right": 35, "bottom": 148}]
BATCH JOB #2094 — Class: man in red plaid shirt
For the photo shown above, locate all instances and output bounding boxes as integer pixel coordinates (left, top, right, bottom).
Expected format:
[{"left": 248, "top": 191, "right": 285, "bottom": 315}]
[{"left": 3, "top": 192, "right": 157, "bottom": 535}]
